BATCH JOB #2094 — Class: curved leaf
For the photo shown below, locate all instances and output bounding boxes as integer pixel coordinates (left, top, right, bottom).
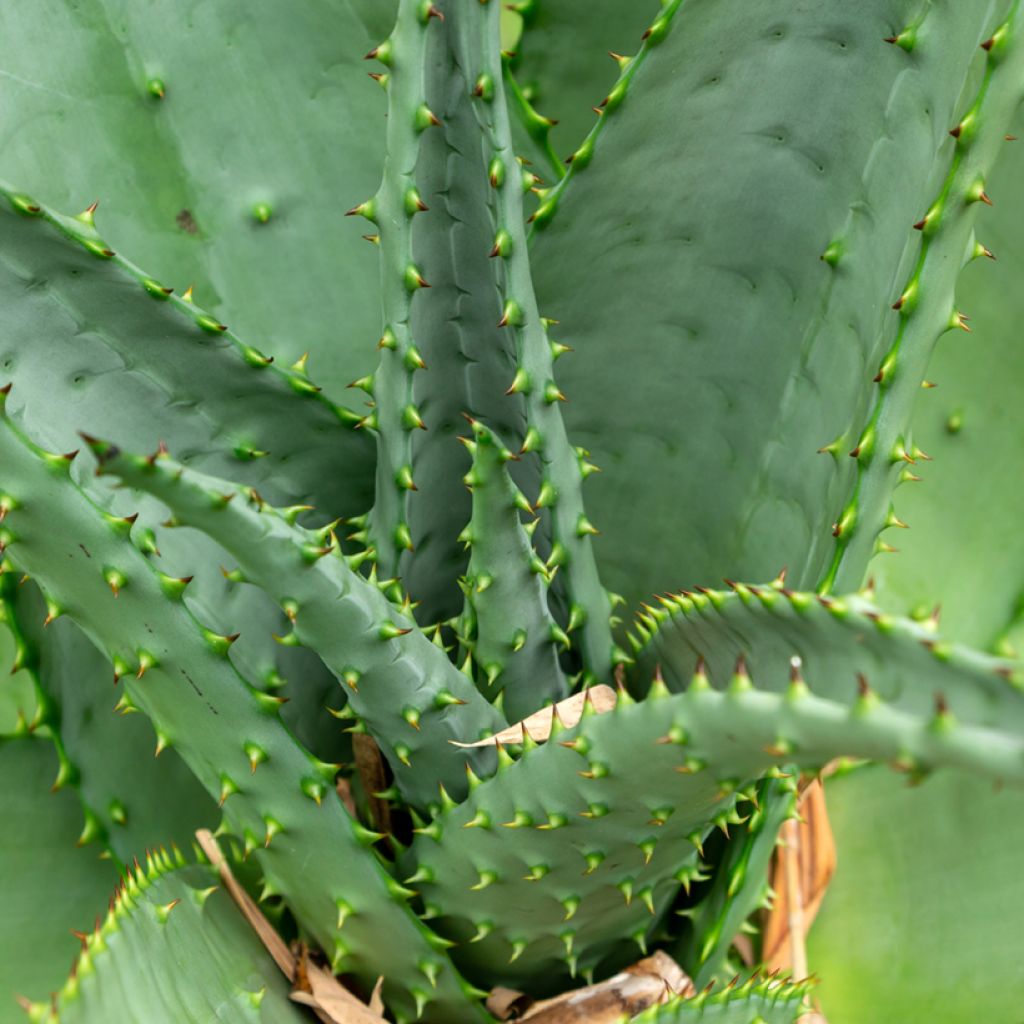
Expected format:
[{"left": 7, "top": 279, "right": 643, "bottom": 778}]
[
  {"left": 630, "top": 582, "right": 1023, "bottom": 737},
  {"left": 809, "top": 102, "right": 1024, "bottom": 1023},
  {"left": 0, "top": 0, "right": 396, "bottom": 393},
  {"left": 22, "top": 855, "right": 307, "bottom": 1023},
  {"left": 530, "top": 1, "right": 1011, "bottom": 607}
]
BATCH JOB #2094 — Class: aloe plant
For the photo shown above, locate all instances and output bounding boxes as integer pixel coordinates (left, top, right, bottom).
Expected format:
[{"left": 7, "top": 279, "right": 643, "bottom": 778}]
[{"left": 2, "top": 1, "right": 1024, "bottom": 1021}]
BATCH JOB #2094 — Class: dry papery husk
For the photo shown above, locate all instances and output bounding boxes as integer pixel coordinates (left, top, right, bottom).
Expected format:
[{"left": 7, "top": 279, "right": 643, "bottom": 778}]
[{"left": 487, "top": 951, "right": 694, "bottom": 1022}]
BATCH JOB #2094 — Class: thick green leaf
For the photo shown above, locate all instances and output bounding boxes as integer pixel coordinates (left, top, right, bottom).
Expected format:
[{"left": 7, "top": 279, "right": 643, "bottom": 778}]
[
  {"left": 91, "top": 440, "right": 506, "bottom": 807},
  {"left": 809, "top": 104, "right": 1024, "bottom": 1022},
  {"left": 0, "top": 0, "right": 395, "bottom": 393},
  {"left": 457, "top": 416, "right": 568, "bottom": 720},
  {"left": 682, "top": 777, "right": 797, "bottom": 988},
  {"left": 406, "top": 643, "right": 1024, "bottom": 994},
  {"left": 0, "top": 739, "right": 117, "bottom": 1019},
  {"left": 360, "top": 0, "right": 530, "bottom": 622},
  {"left": 406, "top": 688, "right": 744, "bottom": 993},
  {"left": 530, "top": 1, "right": 1010, "bottom": 608},
  {"left": 0, "top": 184, "right": 362, "bottom": 820},
  {"left": 2, "top": 564, "right": 215, "bottom": 866},
  {"left": 23, "top": 856, "right": 307, "bottom": 1023},
  {"left": 869, "top": 135, "right": 1024, "bottom": 645},
  {"left": 0, "top": 186, "right": 372, "bottom": 517}
]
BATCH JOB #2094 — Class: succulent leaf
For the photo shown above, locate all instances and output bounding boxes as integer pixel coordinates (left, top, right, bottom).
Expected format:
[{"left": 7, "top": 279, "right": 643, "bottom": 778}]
[
  {"left": 0, "top": 410, "right": 486, "bottom": 1022},
  {"left": 820, "top": 2, "right": 1024, "bottom": 592},
  {"left": 458, "top": 419, "right": 568, "bottom": 719},
  {"left": 0, "top": 0, "right": 396, "bottom": 394},
  {"left": 0, "top": 184, "right": 374, "bottom": 518},
  {"left": 463, "top": 0, "right": 616, "bottom": 681},
  {"left": 635, "top": 975, "right": 808, "bottom": 1021},
  {"left": 810, "top": 101, "right": 1024, "bottom": 1022},
  {"left": 27, "top": 857, "right": 307, "bottom": 1023},
  {"left": 530, "top": 0, "right": 1018, "bottom": 609},
  {"left": 406, "top": 689, "right": 734, "bottom": 991},
  {"left": 15, "top": 581, "right": 217, "bottom": 863},
  {"left": 683, "top": 776, "right": 799, "bottom": 988},
  {"left": 361, "top": 0, "right": 533, "bottom": 623},
  {"left": 408, "top": 634, "right": 1024, "bottom": 990}
]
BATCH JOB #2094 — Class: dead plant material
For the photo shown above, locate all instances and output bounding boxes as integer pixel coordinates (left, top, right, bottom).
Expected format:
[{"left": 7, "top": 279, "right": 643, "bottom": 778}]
[
  {"left": 353, "top": 733, "right": 393, "bottom": 834},
  {"left": 195, "top": 829, "right": 385, "bottom": 1024},
  {"left": 760, "top": 778, "right": 837, "bottom": 976},
  {"left": 451, "top": 685, "right": 617, "bottom": 748},
  {"left": 336, "top": 775, "right": 358, "bottom": 817},
  {"left": 486, "top": 951, "right": 693, "bottom": 1021},
  {"left": 367, "top": 977, "right": 385, "bottom": 1015}
]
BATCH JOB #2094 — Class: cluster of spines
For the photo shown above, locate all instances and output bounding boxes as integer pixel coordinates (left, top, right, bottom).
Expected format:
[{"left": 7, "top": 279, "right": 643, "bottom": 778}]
[
  {"left": 355, "top": 1, "right": 443, "bottom": 574},
  {"left": 19, "top": 846, "right": 190, "bottom": 1023},
  {"left": 463, "top": 0, "right": 621, "bottom": 682},
  {"left": 817, "top": 8, "right": 1024, "bottom": 592},
  {"left": 525, "top": 0, "right": 686, "bottom": 231},
  {"left": 1, "top": 186, "right": 362, "bottom": 440},
  {"left": 456, "top": 418, "right": 568, "bottom": 718}
]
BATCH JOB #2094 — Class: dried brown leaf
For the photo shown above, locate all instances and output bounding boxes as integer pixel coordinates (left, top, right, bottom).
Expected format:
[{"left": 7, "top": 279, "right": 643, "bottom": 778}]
[
  {"left": 293, "top": 947, "right": 387, "bottom": 1024},
  {"left": 367, "top": 977, "right": 385, "bottom": 1015},
  {"left": 488, "top": 951, "right": 693, "bottom": 1022},
  {"left": 486, "top": 985, "right": 533, "bottom": 1020},
  {"left": 450, "top": 685, "right": 617, "bottom": 748},
  {"left": 760, "top": 779, "right": 837, "bottom": 978},
  {"left": 335, "top": 775, "right": 358, "bottom": 817},
  {"left": 353, "top": 733, "right": 392, "bottom": 834}
]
